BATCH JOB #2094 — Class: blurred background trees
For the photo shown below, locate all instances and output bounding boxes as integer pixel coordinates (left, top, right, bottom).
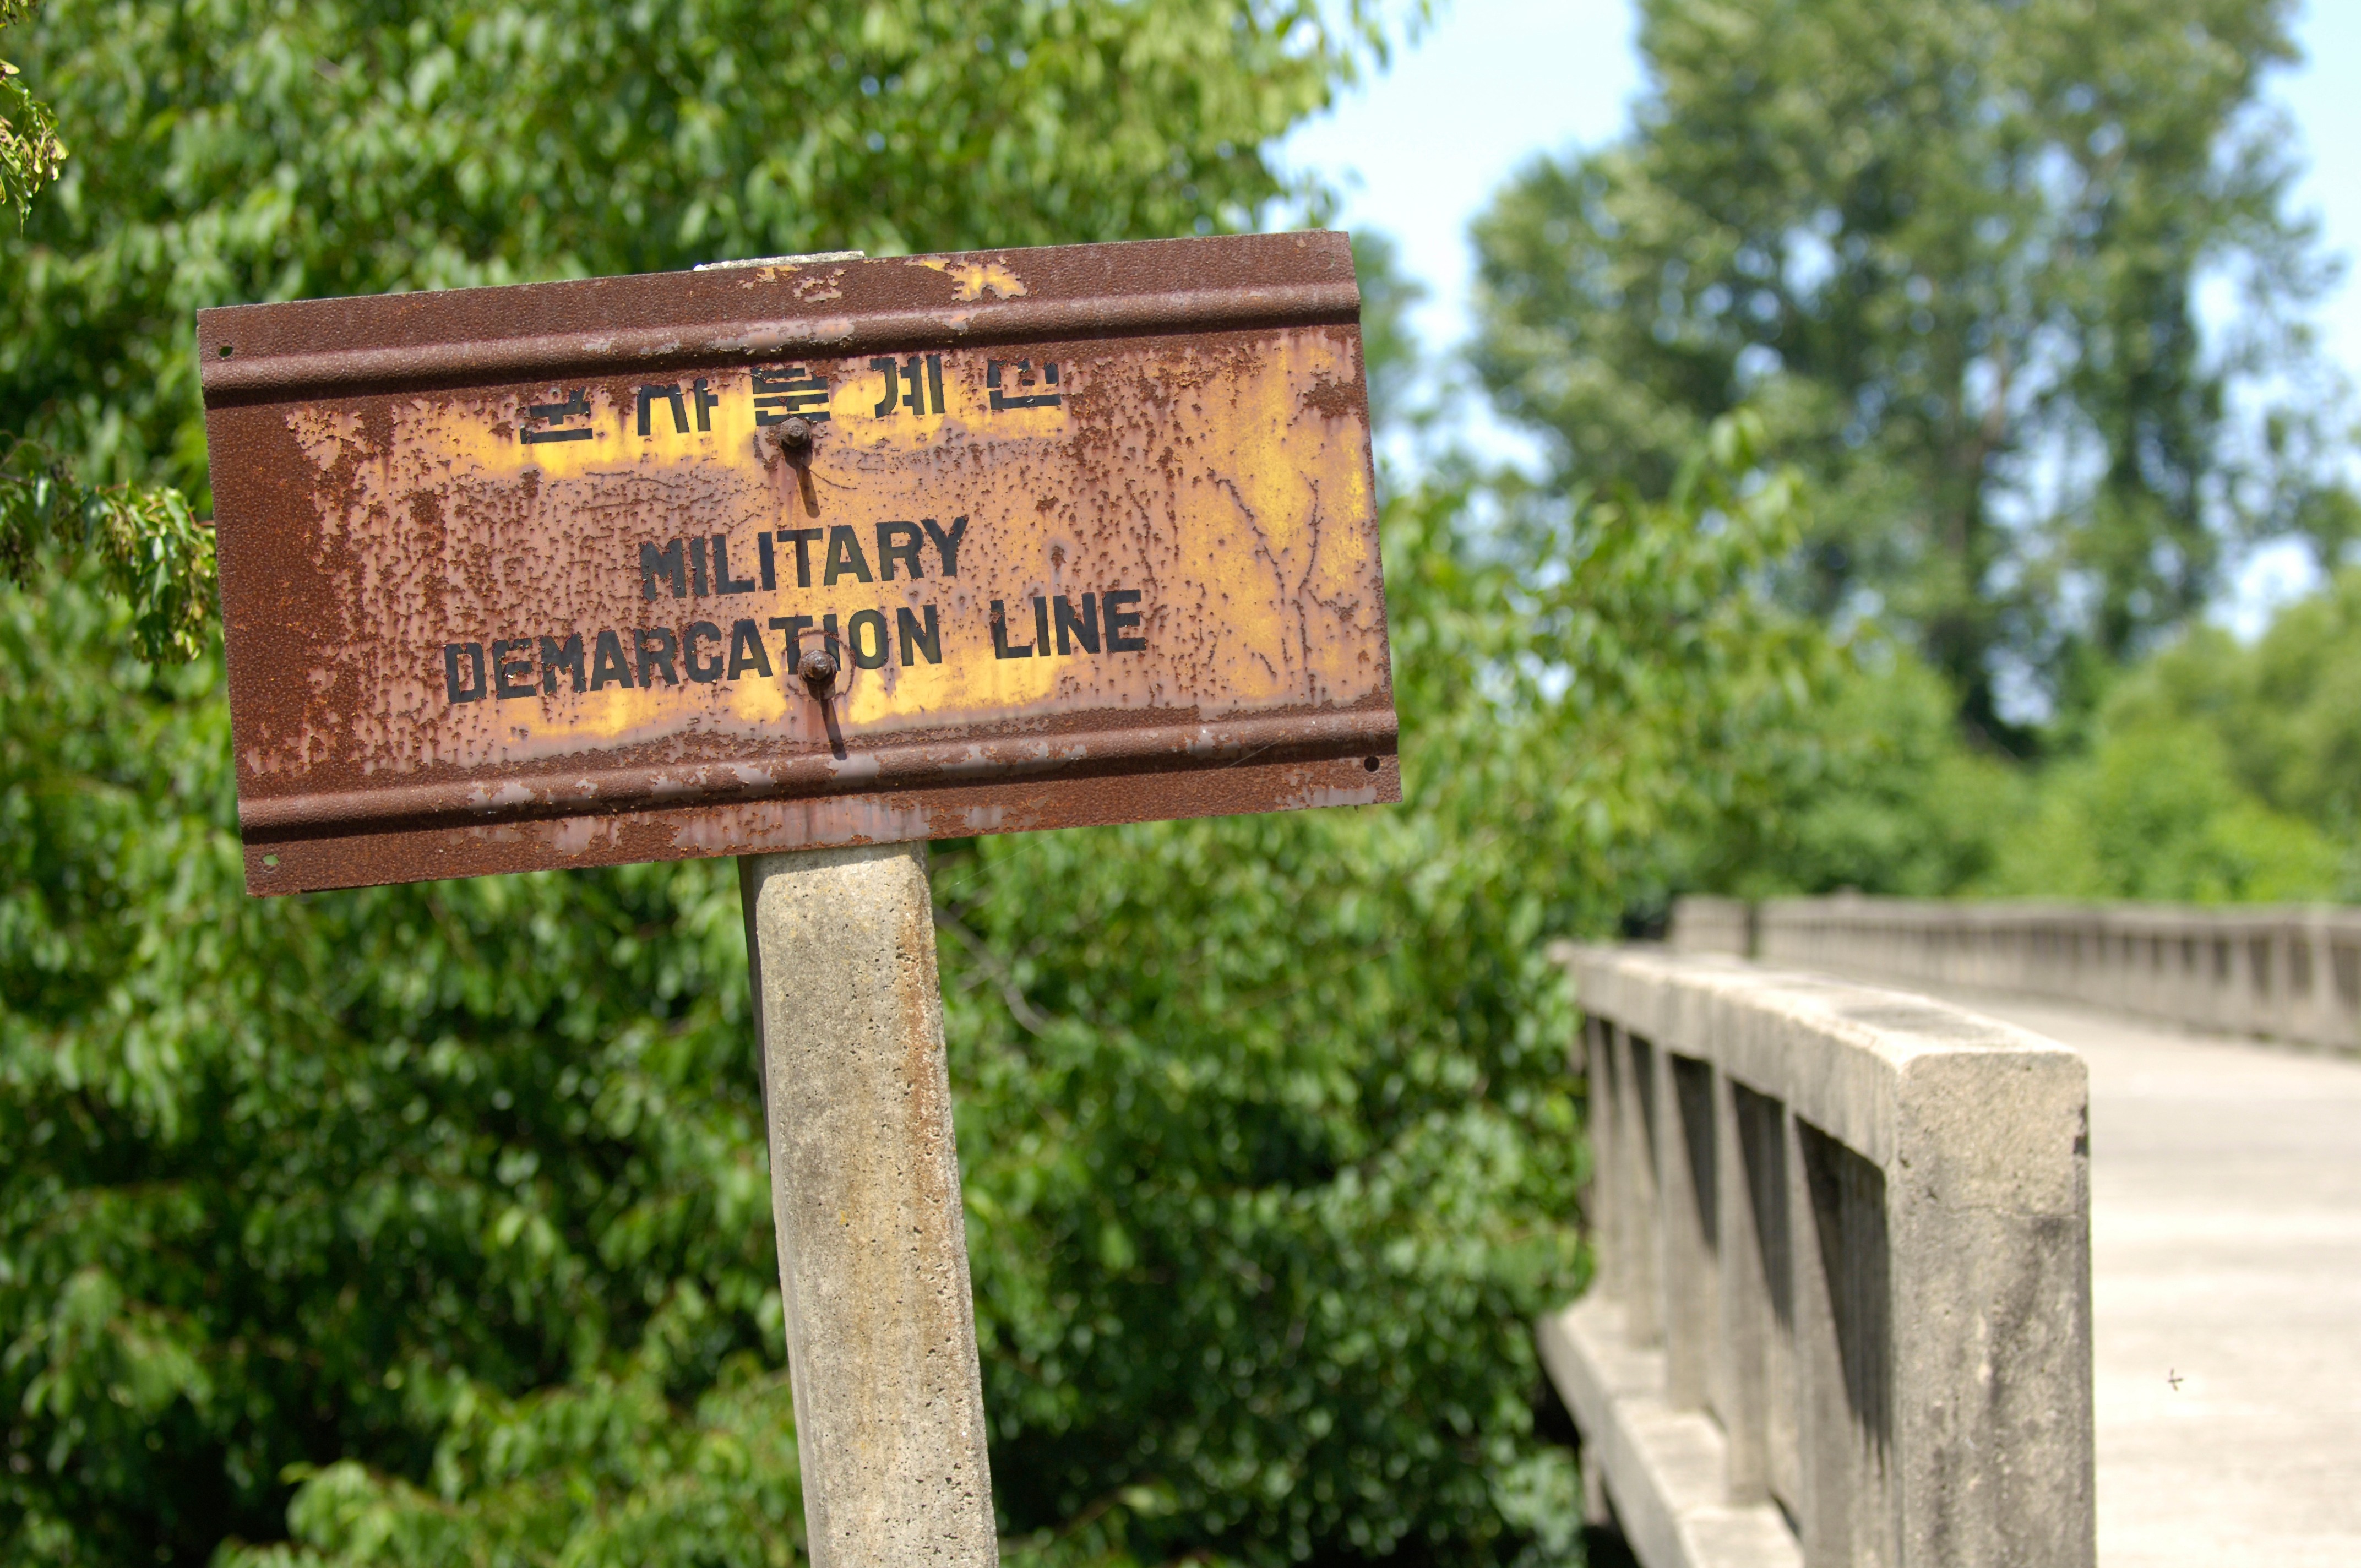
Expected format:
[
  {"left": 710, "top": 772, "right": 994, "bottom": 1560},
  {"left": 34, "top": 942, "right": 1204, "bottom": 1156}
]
[
  {"left": 1472, "top": 0, "right": 2337, "bottom": 748},
  {"left": 1461, "top": 0, "right": 2360, "bottom": 910},
  {"left": 3, "top": 0, "right": 2358, "bottom": 1564},
  {"left": 0, "top": 1, "right": 1807, "bottom": 1564}
]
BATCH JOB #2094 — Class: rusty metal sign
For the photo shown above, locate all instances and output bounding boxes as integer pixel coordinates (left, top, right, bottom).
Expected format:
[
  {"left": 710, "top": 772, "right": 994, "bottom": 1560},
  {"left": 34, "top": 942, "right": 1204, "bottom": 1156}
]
[{"left": 198, "top": 232, "right": 1397, "bottom": 894}]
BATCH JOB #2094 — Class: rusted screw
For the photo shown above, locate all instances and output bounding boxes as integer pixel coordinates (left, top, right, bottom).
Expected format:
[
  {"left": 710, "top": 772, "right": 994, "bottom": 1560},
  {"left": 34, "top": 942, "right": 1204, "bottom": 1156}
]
[
  {"left": 775, "top": 416, "right": 814, "bottom": 460},
  {"left": 800, "top": 641, "right": 839, "bottom": 695}
]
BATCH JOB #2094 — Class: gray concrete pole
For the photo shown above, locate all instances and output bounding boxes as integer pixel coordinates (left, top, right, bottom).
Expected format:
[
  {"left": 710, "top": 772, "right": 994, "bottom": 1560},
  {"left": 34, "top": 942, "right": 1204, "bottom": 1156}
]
[{"left": 739, "top": 843, "right": 999, "bottom": 1568}]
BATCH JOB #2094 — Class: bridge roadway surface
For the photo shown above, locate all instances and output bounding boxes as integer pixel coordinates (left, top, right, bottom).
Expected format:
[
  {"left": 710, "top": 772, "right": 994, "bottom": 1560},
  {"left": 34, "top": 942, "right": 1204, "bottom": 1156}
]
[{"left": 1916, "top": 986, "right": 2361, "bottom": 1567}]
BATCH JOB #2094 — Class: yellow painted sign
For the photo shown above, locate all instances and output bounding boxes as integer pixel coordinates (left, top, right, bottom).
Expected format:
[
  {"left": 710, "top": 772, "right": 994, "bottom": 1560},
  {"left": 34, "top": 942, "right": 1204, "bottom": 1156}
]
[{"left": 200, "top": 235, "right": 1397, "bottom": 891}]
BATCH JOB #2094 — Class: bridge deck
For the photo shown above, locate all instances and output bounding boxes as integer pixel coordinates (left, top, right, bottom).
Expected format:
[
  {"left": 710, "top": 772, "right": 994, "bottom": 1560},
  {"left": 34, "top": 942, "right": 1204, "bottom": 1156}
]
[{"left": 1924, "top": 990, "right": 2361, "bottom": 1567}]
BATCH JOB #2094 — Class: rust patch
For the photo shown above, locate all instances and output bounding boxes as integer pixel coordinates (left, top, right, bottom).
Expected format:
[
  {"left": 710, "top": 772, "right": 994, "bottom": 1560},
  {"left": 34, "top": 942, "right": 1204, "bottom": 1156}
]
[
  {"left": 1299, "top": 373, "right": 1364, "bottom": 421},
  {"left": 199, "top": 233, "right": 1398, "bottom": 894}
]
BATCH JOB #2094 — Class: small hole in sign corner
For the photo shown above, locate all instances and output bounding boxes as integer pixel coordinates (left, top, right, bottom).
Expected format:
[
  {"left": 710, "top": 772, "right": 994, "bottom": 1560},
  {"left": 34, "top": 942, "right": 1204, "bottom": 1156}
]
[
  {"left": 1363, "top": 755, "right": 1381, "bottom": 772},
  {"left": 217, "top": 345, "right": 234, "bottom": 358},
  {"left": 262, "top": 854, "right": 280, "bottom": 868}
]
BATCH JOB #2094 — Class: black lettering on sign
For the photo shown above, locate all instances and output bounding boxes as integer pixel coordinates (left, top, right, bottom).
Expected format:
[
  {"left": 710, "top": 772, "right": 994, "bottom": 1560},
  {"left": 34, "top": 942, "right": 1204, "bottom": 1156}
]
[
  {"left": 635, "top": 627, "right": 681, "bottom": 686},
  {"left": 439, "top": 596, "right": 965, "bottom": 709},
  {"left": 987, "top": 359, "right": 1062, "bottom": 410},
  {"left": 847, "top": 609, "right": 890, "bottom": 669},
  {"left": 897, "top": 605, "right": 941, "bottom": 665},
  {"left": 521, "top": 389, "right": 593, "bottom": 444},
  {"left": 984, "top": 588, "right": 1145, "bottom": 660},
  {"left": 875, "top": 522, "right": 923, "bottom": 580},
  {"left": 684, "top": 621, "right": 725, "bottom": 682},
  {"left": 637, "top": 384, "right": 690, "bottom": 437},
  {"left": 690, "top": 537, "right": 710, "bottom": 597},
  {"left": 727, "top": 619, "right": 773, "bottom": 679},
  {"left": 591, "top": 630, "right": 635, "bottom": 690},
  {"left": 540, "top": 634, "right": 586, "bottom": 694},
  {"left": 758, "top": 533, "right": 777, "bottom": 591},
  {"left": 921, "top": 515, "right": 966, "bottom": 577},
  {"left": 1054, "top": 593, "right": 1098, "bottom": 655},
  {"left": 1103, "top": 589, "right": 1147, "bottom": 652},
  {"left": 445, "top": 641, "right": 488, "bottom": 701},
  {"left": 769, "top": 615, "right": 815, "bottom": 673},
  {"left": 823, "top": 526, "right": 873, "bottom": 586},
  {"left": 493, "top": 638, "right": 537, "bottom": 699},
  {"left": 990, "top": 599, "right": 1031, "bottom": 659},
  {"left": 778, "top": 527, "right": 823, "bottom": 588},
  {"left": 870, "top": 353, "right": 943, "bottom": 417},
  {"left": 692, "top": 377, "right": 719, "bottom": 432},
  {"left": 713, "top": 535, "right": 757, "bottom": 594},
  {"left": 753, "top": 366, "right": 831, "bottom": 426},
  {"left": 641, "top": 540, "right": 686, "bottom": 600}
]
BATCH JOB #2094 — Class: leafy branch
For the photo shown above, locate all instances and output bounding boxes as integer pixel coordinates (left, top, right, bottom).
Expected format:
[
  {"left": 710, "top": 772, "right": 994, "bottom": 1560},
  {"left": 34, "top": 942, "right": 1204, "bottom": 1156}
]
[
  {"left": 3, "top": 5, "right": 210, "bottom": 665},
  {"left": 1, "top": 438, "right": 217, "bottom": 663},
  {"left": 1, "top": 0, "right": 67, "bottom": 226}
]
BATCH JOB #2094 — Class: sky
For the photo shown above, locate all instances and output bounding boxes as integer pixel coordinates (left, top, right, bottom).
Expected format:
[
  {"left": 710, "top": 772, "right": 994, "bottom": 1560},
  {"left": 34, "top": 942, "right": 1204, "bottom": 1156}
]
[{"left": 1278, "top": 1, "right": 2361, "bottom": 635}]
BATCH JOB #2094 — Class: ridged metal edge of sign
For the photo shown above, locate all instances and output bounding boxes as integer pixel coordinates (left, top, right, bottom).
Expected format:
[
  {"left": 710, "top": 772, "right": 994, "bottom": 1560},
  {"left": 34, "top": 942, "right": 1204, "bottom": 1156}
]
[{"left": 198, "top": 234, "right": 1361, "bottom": 401}]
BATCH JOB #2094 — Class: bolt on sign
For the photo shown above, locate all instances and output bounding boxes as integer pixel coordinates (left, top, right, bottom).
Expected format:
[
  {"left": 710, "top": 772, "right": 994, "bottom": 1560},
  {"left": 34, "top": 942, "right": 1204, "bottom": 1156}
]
[{"left": 198, "top": 233, "right": 1397, "bottom": 894}]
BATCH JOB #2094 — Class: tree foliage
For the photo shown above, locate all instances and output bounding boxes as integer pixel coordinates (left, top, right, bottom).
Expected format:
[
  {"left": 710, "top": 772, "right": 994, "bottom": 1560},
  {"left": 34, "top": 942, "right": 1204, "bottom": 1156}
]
[
  {"left": 1983, "top": 717, "right": 2336, "bottom": 902},
  {"left": 0, "top": 0, "right": 66, "bottom": 226},
  {"left": 0, "top": 412, "right": 1809, "bottom": 1563},
  {"left": 0, "top": 1, "right": 1834, "bottom": 1562},
  {"left": 1, "top": 438, "right": 214, "bottom": 663},
  {"left": 938, "top": 427, "right": 1808, "bottom": 1565},
  {"left": 1, "top": 3, "right": 213, "bottom": 662},
  {"left": 1973, "top": 565, "right": 2361, "bottom": 902},
  {"left": 1694, "top": 580, "right": 2361, "bottom": 908},
  {"left": 1691, "top": 642, "right": 2023, "bottom": 900},
  {"left": 1472, "top": 0, "right": 2340, "bottom": 743},
  {"left": 3, "top": 0, "right": 1391, "bottom": 495},
  {"left": 2104, "top": 567, "right": 2361, "bottom": 839}
]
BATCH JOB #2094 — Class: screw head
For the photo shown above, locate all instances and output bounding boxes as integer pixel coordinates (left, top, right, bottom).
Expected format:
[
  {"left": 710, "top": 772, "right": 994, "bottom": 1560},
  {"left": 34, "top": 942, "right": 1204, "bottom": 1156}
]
[
  {"left": 800, "top": 642, "right": 839, "bottom": 693},
  {"left": 776, "top": 416, "right": 814, "bottom": 459}
]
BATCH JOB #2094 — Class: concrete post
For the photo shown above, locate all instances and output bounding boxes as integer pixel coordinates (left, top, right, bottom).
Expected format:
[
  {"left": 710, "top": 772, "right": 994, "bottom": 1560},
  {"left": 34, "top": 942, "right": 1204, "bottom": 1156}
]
[
  {"left": 1658, "top": 1051, "right": 1716, "bottom": 1410},
  {"left": 1716, "top": 1074, "right": 1781, "bottom": 1507},
  {"left": 1622, "top": 1030, "right": 1663, "bottom": 1347},
  {"left": 1790, "top": 1113, "right": 1898, "bottom": 1567},
  {"left": 1583, "top": 1017, "right": 1623, "bottom": 1301},
  {"left": 741, "top": 843, "right": 999, "bottom": 1568}
]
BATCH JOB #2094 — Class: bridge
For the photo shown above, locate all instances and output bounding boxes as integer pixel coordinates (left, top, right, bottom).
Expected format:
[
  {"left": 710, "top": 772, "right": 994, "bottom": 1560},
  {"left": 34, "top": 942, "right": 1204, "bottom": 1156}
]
[{"left": 1548, "top": 896, "right": 2361, "bottom": 1567}]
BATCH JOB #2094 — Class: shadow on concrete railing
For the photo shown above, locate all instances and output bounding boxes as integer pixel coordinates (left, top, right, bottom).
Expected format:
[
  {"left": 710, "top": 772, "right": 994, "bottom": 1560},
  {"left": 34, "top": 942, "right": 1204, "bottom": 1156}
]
[
  {"left": 1671, "top": 893, "right": 2361, "bottom": 1053},
  {"left": 1543, "top": 944, "right": 2094, "bottom": 1568}
]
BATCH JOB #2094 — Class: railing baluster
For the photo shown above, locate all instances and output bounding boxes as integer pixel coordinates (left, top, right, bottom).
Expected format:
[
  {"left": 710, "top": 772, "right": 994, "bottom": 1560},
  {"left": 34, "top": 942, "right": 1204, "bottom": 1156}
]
[
  {"left": 1718, "top": 1076, "right": 1783, "bottom": 1506},
  {"left": 1661, "top": 1053, "right": 1717, "bottom": 1409},
  {"left": 1625, "top": 1028, "right": 1663, "bottom": 1347},
  {"left": 1581, "top": 1015, "right": 1617, "bottom": 1302}
]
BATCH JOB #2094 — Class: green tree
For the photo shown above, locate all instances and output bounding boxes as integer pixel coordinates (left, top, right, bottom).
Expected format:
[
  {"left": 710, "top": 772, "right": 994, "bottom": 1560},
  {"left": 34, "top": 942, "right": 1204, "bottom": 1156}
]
[
  {"left": 1352, "top": 231, "right": 1428, "bottom": 432},
  {"left": 1, "top": 423, "right": 1809, "bottom": 1564},
  {"left": 1471, "top": 0, "right": 2341, "bottom": 745},
  {"left": 0, "top": 0, "right": 66, "bottom": 224},
  {"left": 1, "top": 4, "right": 1830, "bottom": 1565},
  {"left": 1983, "top": 564, "right": 2361, "bottom": 902},
  {"left": 4, "top": 0, "right": 1391, "bottom": 495},
  {"left": 2106, "top": 567, "right": 2361, "bottom": 840},
  {"left": 1693, "top": 577, "right": 2361, "bottom": 908},
  {"left": 2, "top": 0, "right": 213, "bottom": 665},
  {"left": 1693, "top": 643, "right": 2024, "bottom": 900},
  {"left": 1984, "top": 718, "right": 2336, "bottom": 903}
]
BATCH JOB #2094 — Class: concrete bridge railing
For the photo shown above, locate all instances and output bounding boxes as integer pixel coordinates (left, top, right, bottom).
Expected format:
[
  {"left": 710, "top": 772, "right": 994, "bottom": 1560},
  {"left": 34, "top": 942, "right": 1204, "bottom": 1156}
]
[
  {"left": 1543, "top": 945, "right": 2093, "bottom": 1568},
  {"left": 1671, "top": 894, "right": 2361, "bottom": 1052}
]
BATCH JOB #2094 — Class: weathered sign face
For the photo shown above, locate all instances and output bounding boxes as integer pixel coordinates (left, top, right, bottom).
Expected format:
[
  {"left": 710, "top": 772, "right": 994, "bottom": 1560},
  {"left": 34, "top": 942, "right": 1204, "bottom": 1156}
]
[{"left": 198, "top": 233, "right": 1397, "bottom": 894}]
